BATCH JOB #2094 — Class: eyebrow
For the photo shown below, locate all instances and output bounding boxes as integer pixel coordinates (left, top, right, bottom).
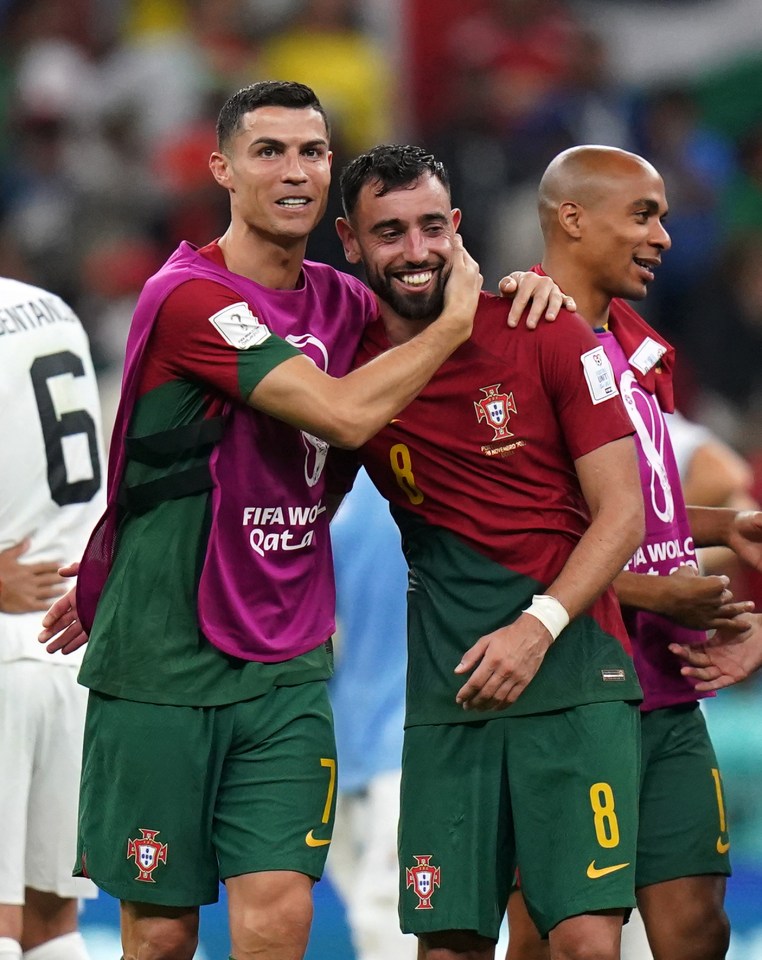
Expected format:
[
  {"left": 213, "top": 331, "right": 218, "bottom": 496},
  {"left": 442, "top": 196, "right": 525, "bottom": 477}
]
[
  {"left": 632, "top": 198, "right": 665, "bottom": 215},
  {"left": 249, "top": 137, "right": 329, "bottom": 150},
  {"left": 370, "top": 212, "right": 449, "bottom": 232}
]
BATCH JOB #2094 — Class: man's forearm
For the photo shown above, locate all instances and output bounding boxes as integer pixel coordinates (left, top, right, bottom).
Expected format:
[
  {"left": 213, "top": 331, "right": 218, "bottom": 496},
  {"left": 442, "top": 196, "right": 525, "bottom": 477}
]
[
  {"left": 545, "top": 437, "right": 644, "bottom": 622},
  {"left": 544, "top": 509, "right": 643, "bottom": 622},
  {"left": 687, "top": 506, "right": 736, "bottom": 548},
  {"left": 614, "top": 570, "right": 658, "bottom": 611}
]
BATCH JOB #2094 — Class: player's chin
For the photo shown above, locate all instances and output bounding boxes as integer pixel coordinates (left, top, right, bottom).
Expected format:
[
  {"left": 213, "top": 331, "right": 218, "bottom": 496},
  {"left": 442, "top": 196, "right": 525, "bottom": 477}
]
[{"left": 619, "top": 279, "right": 649, "bottom": 301}]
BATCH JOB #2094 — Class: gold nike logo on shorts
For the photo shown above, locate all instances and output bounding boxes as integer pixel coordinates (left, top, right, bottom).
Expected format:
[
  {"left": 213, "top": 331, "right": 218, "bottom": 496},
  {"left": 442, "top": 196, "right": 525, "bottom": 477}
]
[
  {"left": 305, "top": 830, "right": 331, "bottom": 848},
  {"left": 586, "top": 860, "right": 630, "bottom": 879},
  {"left": 716, "top": 837, "right": 730, "bottom": 855}
]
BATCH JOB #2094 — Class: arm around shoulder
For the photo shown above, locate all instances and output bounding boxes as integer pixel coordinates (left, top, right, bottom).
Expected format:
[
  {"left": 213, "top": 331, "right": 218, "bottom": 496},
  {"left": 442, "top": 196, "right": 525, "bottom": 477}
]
[{"left": 247, "top": 239, "right": 482, "bottom": 448}]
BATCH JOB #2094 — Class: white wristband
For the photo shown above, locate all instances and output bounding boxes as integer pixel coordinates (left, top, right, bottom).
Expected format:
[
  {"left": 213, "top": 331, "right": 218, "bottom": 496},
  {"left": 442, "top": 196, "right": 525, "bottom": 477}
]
[{"left": 522, "top": 594, "right": 570, "bottom": 642}]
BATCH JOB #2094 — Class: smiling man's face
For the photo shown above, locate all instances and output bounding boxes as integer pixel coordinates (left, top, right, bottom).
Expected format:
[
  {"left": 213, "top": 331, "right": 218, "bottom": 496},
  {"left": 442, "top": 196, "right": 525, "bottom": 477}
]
[
  {"left": 576, "top": 161, "right": 671, "bottom": 303},
  {"left": 338, "top": 172, "right": 461, "bottom": 323},
  {"left": 210, "top": 105, "right": 332, "bottom": 244}
]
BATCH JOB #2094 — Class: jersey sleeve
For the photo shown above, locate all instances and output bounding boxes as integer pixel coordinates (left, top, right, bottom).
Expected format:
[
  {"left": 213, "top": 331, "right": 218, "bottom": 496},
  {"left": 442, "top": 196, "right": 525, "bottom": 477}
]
[
  {"left": 539, "top": 312, "right": 634, "bottom": 461},
  {"left": 145, "top": 278, "right": 302, "bottom": 401}
]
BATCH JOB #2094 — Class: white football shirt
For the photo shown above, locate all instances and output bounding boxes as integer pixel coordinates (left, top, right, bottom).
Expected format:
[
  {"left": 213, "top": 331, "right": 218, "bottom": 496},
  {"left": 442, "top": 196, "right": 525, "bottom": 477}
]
[{"left": 0, "top": 278, "right": 107, "bottom": 664}]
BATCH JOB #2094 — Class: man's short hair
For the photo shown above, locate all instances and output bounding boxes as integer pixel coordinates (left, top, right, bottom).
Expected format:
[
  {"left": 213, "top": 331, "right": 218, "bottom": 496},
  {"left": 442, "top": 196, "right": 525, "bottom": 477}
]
[
  {"left": 216, "top": 80, "right": 330, "bottom": 149},
  {"left": 340, "top": 144, "right": 451, "bottom": 219}
]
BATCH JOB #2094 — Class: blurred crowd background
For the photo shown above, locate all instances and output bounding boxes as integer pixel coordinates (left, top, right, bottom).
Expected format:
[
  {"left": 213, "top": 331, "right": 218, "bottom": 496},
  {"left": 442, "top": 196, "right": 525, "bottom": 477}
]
[{"left": 1, "top": 0, "right": 761, "bottom": 955}]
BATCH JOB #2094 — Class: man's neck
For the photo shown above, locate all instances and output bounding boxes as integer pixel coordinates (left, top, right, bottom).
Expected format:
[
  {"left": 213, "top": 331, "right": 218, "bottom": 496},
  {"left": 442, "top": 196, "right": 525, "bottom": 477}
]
[
  {"left": 217, "top": 224, "right": 308, "bottom": 290},
  {"left": 379, "top": 304, "right": 431, "bottom": 346},
  {"left": 539, "top": 256, "right": 611, "bottom": 330}
]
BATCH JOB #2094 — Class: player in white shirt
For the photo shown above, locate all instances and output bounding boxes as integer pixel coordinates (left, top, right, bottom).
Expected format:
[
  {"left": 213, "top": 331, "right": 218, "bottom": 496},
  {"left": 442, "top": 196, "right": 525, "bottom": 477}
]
[{"left": 0, "top": 278, "right": 106, "bottom": 960}]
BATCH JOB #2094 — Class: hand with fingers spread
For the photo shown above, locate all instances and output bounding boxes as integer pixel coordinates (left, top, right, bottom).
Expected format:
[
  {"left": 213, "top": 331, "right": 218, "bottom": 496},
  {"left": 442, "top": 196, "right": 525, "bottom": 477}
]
[
  {"left": 37, "top": 561, "right": 87, "bottom": 655},
  {"left": 642, "top": 564, "right": 755, "bottom": 632},
  {"left": 454, "top": 614, "right": 553, "bottom": 711},
  {"left": 498, "top": 271, "right": 576, "bottom": 328},
  {"left": 669, "top": 613, "right": 762, "bottom": 691},
  {"left": 0, "top": 539, "right": 67, "bottom": 613}
]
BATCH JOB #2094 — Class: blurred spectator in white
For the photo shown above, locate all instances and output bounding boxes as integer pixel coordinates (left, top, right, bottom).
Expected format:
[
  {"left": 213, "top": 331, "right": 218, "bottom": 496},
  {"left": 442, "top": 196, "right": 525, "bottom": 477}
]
[
  {"left": 665, "top": 411, "right": 755, "bottom": 514},
  {"left": 92, "top": 0, "right": 210, "bottom": 153}
]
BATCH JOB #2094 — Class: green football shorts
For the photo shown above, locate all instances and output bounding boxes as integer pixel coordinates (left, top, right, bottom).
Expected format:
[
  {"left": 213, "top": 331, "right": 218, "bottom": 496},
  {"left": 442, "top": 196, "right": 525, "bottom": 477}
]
[
  {"left": 399, "top": 700, "right": 641, "bottom": 939},
  {"left": 636, "top": 703, "right": 731, "bottom": 888},
  {"left": 75, "top": 681, "right": 337, "bottom": 906}
]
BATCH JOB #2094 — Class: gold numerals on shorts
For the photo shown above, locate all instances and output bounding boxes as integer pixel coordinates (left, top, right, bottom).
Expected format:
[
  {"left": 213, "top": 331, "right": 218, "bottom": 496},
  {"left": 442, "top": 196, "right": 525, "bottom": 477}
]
[
  {"left": 305, "top": 757, "right": 336, "bottom": 848},
  {"left": 589, "top": 781, "right": 621, "bottom": 849}
]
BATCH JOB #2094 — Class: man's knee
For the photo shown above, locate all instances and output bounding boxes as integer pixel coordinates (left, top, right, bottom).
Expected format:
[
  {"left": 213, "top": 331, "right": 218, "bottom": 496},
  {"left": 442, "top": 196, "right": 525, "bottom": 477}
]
[
  {"left": 648, "top": 905, "right": 730, "bottom": 960},
  {"left": 228, "top": 874, "right": 313, "bottom": 960},
  {"left": 417, "top": 929, "right": 495, "bottom": 960},
  {"left": 548, "top": 912, "right": 624, "bottom": 960},
  {"left": 639, "top": 877, "right": 730, "bottom": 960},
  {"left": 120, "top": 904, "right": 199, "bottom": 960}
]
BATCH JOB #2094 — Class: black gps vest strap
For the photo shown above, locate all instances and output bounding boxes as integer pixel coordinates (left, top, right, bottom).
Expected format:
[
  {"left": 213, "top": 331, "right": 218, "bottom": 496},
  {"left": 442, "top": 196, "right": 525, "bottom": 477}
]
[{"left": 118, "top": 415, "right": 226, "bottom": 514}]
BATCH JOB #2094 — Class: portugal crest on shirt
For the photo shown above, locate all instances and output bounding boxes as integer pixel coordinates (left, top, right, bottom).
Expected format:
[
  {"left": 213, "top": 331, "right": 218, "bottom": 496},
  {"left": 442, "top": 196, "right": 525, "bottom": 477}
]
[{"left": 474, "top": 384, "right": 517, "bottom": 440}]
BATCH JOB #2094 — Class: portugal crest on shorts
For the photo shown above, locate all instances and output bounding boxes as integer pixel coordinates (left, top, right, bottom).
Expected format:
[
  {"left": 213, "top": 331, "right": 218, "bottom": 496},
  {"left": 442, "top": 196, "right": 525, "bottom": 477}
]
[
  {"left": 126, "top": 828, "right": 168, "bottom": 882},
  {"left": 406, "top": 854, "right": 441, "bottom": 909},
  {"left": 474, "top": 384, "right": 517, "bottom": 440}
]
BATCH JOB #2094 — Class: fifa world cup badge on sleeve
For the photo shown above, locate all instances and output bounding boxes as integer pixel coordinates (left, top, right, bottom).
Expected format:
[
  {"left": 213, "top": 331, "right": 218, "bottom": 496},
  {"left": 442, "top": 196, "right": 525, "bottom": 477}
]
[
  {"left": 406, "top": 855, "right": 441, "bottom": 909},
  {"left": 127, "top": 828, "right": 169, "bottom": 882}
]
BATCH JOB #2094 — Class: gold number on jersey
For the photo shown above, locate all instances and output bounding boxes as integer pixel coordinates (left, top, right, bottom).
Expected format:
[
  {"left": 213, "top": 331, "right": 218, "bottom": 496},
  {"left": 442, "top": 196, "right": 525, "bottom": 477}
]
[
  {"left": 319, "top": 758, "right": 337, "bottom": 824},
  {"left": 589, "top": 782, "right": 620, "bottom": 848},
  {"left": 711, "top": 767, "right": 727, "bottom": 833},
  {"left": 390, "top": 443, "right": 424, "bottom": 505}
]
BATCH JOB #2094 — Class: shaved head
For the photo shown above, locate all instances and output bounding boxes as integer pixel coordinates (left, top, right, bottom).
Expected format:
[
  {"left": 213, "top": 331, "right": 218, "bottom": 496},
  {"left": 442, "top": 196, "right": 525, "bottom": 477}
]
[
  {"left": 538, "top": 145, "right": 660, "bottom": 237},
  {"left": 536, "top": 144, "right": 670, "bottom": 320}
]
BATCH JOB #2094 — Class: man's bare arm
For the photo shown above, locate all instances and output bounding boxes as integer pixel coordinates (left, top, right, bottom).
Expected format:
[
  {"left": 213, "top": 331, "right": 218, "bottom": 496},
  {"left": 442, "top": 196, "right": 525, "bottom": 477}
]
[
  {"left": 614, "top": 565, "right": 754, "bottom": 632},
  {"left": 455, "top": 436, "right": 644, "bottom": 710},
  {"left": 249, "top": 239, "right": 481, "bottom": 448}
]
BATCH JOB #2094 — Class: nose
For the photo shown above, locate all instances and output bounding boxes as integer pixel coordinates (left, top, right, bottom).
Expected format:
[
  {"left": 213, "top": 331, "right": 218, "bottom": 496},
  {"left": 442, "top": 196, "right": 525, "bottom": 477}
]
[
  {"left": 282, "top": 150, "right": 308, "bottom": 183},
  {"left": 652, "top": 220, "right": 671, "bottom": 251},
  {"left": 402, "top": 229, "right": 428, "bottom": 264}
]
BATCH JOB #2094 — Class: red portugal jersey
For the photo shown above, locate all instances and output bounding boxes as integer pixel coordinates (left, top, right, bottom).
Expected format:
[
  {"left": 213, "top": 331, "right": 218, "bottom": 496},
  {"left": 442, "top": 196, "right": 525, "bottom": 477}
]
[{"left": 356, "top": 293, "right": 641, "bottom": 724}]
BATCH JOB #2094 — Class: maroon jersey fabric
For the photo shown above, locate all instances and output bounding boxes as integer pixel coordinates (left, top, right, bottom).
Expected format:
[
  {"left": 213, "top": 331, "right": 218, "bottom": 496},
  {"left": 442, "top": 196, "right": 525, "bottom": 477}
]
[{"left": 357, "top": 293, "right": 635, "bottom": 587}]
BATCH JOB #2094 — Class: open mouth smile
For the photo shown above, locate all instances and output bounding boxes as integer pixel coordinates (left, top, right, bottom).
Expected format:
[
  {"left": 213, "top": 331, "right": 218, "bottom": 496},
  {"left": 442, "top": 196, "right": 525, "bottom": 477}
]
[
  {"left": 633, "top": 256, "right": 658, "bottom": 280},
  {"left": 395, "top": 269, "right": 436, "bottom": 289}
]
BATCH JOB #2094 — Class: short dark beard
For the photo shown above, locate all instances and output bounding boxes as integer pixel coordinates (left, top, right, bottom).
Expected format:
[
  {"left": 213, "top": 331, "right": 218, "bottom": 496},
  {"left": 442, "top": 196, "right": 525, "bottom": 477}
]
[{"left": 364, "top": 266, "right": 447, "bottom": 322}]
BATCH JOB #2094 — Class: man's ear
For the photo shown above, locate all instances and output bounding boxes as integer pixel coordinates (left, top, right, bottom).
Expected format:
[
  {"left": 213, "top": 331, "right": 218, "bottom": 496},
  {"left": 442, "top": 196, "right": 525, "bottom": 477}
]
[
  {"left": 209, "top": 151, "right": 231, "bottom": 190},
  {"left": 335, "top": 217, "right": 362, "bottom": 264},
  {"left": 452, "top": 208, "right": 462, "bottom": 231},
  {"left": 558, "top": 201, "right": 582, "bottom": 238}
]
